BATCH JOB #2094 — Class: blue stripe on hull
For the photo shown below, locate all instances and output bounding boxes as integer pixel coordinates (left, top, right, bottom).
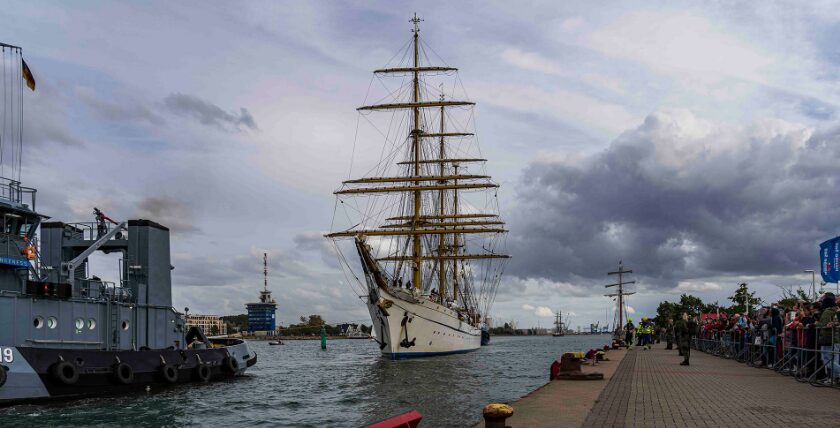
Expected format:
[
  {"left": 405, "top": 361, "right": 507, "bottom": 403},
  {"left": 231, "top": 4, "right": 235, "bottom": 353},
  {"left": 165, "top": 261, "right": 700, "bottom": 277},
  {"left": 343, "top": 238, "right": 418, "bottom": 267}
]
[{"left": 382, "top": 348, "right": 479, "bottom": 360}]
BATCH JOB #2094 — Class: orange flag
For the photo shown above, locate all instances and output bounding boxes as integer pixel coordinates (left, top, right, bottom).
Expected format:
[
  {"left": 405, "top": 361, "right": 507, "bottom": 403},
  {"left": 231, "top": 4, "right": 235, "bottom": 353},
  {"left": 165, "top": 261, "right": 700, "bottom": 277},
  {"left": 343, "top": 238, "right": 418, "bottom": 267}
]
[{"left": 21, "top": 58, "right": 35, "bottom": 91}]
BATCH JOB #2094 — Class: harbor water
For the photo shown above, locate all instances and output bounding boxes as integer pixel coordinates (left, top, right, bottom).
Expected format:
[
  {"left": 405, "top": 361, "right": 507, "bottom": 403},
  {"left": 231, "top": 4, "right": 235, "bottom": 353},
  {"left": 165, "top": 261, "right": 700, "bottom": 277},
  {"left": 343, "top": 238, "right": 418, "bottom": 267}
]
[{"left": 1, "top": 335, "right": 611, "bottom": 427}]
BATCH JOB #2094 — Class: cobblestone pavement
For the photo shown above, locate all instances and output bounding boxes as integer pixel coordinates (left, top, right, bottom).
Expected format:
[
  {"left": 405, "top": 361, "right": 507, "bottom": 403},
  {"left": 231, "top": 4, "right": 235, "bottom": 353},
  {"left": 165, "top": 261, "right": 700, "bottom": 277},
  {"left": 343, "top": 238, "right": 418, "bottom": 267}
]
[{"left": 583, "top": 345, "right": 840, "bottom": 427}]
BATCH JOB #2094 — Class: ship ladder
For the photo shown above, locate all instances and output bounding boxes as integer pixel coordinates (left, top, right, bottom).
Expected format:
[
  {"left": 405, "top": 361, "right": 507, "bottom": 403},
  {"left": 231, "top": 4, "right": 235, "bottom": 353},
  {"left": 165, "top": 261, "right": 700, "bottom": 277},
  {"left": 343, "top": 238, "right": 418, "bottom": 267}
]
[{"left": 110, "top": 304, "right": 121, "bottom": 348}]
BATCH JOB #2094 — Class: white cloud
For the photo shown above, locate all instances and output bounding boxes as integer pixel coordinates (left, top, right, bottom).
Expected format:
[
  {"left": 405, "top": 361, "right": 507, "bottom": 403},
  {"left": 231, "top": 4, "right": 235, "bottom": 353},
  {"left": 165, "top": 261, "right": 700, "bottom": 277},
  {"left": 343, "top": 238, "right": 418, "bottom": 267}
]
[
  {"left": 625, "top": 305, "right": 636, "bottom": 314},
  {"left": 535, "top": 306, "right": 554, "bottom": 317},
  {"left": 500, "top": 48, "right": 563, "bottom": 75},
  {"left": 673, "top": 281, "right": 723, "bottom": 293},
  {"left": 521, "top": 303, "right": 535, "bottom": 311}
]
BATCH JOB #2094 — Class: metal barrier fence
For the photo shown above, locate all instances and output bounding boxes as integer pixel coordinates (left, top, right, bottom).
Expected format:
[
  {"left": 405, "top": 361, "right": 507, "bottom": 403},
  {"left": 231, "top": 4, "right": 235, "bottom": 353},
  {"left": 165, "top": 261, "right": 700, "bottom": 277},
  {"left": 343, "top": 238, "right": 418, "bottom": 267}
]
[{"left": 695, "top": 326, "right": 840, "bottom": 387}]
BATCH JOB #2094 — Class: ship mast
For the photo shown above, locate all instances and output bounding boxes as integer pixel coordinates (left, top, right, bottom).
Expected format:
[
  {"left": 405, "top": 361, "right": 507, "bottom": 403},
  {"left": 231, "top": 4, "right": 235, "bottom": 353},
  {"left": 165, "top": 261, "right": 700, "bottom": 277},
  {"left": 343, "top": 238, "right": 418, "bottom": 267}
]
[
  {"left": 437, "top": 90, "right": 446, "bottom": 302},
  {"left": 411, "top": 13, "right": 422, "bottom": 291},
  {"left": 604, "top": 261, "right": 635, "bottom": 336}
]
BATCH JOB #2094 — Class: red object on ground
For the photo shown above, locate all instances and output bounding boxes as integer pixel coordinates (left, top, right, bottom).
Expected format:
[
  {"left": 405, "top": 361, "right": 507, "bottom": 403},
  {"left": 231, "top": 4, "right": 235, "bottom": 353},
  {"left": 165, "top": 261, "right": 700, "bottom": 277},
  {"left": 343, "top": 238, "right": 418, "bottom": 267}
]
[
  {"left": 550, "top": 359, "right": 561, "bottom": 380},
  {"left": 366, "top": 410, "right": 423, "bottom": 428}
]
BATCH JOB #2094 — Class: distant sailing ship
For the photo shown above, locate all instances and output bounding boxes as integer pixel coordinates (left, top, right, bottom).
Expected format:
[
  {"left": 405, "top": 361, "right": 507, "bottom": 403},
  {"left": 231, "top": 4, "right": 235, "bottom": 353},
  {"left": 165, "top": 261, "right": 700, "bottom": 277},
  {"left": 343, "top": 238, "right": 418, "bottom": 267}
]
[
  {"left": 326, "top": 15, "right": 509, "bottom": 359},
  {"left": 552, "top": 312, "right": 565, "bottom": 337}
]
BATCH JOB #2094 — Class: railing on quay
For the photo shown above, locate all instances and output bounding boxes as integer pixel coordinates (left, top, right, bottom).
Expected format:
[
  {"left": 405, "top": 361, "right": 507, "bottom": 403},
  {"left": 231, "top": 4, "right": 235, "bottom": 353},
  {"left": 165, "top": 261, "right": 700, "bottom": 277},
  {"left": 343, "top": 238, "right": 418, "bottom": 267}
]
[{"left": 694, "top": 325, "right": 840, "bottom": 388}]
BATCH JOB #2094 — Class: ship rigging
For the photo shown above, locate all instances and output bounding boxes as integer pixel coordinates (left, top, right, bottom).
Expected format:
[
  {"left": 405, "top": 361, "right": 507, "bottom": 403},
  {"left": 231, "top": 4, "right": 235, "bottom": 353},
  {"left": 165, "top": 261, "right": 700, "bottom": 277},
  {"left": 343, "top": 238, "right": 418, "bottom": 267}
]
[{"left": 326, "top": 15, "right": 509, "bottom": 358}]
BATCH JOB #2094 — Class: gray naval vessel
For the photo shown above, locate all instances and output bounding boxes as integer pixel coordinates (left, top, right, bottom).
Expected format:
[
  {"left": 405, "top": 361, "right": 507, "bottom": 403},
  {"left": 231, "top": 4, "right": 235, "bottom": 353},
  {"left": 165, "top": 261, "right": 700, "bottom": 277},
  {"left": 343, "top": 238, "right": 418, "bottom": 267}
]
[{"left": 0, "top": 43, "right": 256, "bottom": 405}]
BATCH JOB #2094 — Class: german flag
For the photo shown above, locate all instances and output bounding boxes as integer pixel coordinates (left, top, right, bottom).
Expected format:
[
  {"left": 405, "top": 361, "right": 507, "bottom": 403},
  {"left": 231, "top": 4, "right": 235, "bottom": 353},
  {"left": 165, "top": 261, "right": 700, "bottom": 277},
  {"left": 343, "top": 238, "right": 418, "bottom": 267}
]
[{"left": 21, "top": 58, "right": 35, "bottom": 91}]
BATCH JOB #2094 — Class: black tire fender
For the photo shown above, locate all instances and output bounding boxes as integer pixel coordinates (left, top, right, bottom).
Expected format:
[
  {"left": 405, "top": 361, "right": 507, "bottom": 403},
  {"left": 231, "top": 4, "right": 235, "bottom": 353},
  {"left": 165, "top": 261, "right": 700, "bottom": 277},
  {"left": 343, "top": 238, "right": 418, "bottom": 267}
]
[
  {"left": 112, "top": 362, "right": 134, "bottom": 385},
  {"left": 194, "top": 364, "right": 211, "bottom": 382},
  {"left": 0, "top": 365, "right": 7, "bottom": 387},
  {"left": 159, "top": 363, "right": 179, "bottom": 384},
  {"left": 223, "top": 355, "right": 239, "bottom": 373},
  {"left": 51, "top": 361, "right": 79, "bottom": 385}
]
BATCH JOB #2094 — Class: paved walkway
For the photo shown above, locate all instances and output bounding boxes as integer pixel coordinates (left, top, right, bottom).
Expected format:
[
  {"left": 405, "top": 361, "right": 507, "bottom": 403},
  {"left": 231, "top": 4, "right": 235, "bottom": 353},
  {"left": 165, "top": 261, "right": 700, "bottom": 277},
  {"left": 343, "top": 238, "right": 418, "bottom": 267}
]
[
  {"left": 496, "top": 348, "right": 627, "bottom": 428},
  {"left": 583, "top": 344, "right": 840, "bottom": 427}
]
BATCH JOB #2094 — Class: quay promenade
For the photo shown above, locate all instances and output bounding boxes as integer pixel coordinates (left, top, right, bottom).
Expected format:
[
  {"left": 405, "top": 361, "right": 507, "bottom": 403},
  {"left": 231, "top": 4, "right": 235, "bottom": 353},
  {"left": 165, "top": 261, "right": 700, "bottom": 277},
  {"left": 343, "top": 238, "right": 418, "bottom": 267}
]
[{"left": 497, "top": 344, "right": 840, "bottom": 427}]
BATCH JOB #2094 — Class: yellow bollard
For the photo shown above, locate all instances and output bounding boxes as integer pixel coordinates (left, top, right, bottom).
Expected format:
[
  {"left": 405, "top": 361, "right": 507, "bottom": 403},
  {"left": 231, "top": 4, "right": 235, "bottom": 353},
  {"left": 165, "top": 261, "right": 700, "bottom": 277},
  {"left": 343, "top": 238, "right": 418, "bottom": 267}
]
[{"left": 483, "top": 403, "right": 514, "bottom": 428}]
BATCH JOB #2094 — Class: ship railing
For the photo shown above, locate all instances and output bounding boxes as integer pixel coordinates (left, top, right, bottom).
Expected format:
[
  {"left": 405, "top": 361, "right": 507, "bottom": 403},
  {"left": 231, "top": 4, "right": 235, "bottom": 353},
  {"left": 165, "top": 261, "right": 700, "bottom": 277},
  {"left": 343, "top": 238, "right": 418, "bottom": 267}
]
[
  {"left": 75, "top": 278, "right": 132, "bottom": 302},
  {"left": 0, "top": 176, "right": 36, "bottom": 210},
  {"left": 65, "top": 221, "right": 128, "bottom": 241},
  {"left": 696, "top": 325, "right": 840, "bottom": 388}
]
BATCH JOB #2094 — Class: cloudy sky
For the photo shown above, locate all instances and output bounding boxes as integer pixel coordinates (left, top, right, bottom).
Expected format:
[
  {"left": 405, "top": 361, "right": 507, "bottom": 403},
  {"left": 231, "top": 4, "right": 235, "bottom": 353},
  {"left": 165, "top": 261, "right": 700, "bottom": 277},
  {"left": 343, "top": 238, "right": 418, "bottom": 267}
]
[{"left": 5, "top": 1, "right": 840, "bottom": 330}]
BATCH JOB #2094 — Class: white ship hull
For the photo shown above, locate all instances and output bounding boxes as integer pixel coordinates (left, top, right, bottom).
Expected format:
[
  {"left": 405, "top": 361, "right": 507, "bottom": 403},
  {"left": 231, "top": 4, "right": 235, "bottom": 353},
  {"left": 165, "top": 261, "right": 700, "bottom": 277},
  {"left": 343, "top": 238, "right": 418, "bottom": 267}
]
[{"left": 367, "top": 287, "right": 481, "bottom": 359}]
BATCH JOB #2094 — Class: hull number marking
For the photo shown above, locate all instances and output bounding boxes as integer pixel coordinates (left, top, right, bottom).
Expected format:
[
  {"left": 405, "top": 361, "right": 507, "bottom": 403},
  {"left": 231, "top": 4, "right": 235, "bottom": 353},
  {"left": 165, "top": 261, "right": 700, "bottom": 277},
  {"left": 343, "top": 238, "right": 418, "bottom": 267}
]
[{"left": 0, "top": 347, "right": 13, "bottom": 363}]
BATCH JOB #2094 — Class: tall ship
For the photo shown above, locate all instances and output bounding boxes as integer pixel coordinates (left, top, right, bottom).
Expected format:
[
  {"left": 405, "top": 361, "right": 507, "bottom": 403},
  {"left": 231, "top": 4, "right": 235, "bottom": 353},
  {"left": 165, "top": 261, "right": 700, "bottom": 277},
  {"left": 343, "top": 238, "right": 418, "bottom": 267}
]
[
  {"left": 552, "top": 312, "right": 565, "bottom": 337},
  {"left": 326, "top": 16, "right": 510, "bottom": 359},
  {"left": 0, "top": 44, "right": 255, "bottom": 405}
]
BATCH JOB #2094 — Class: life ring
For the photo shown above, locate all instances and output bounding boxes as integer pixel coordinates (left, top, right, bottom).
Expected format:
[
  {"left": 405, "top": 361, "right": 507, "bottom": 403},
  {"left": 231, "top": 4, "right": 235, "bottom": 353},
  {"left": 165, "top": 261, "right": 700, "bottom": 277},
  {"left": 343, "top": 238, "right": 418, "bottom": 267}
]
[
  {"left": 159, "top": 363, "right": 179, "bottom": 383},
  {"left": 194, "top": 364, "right": 211, "bottom": 382},
  {"left": 223, "top": 355, "right": 239, "bottom": 373},
  {"left": 112, "top": 362, "right": 134, "bottom": 385},
  {"left": 51, "top": 361, "right": 79, "bottom": 385},
  {"left": 0, "top": 365, "right": 7, "bottom": 387}
]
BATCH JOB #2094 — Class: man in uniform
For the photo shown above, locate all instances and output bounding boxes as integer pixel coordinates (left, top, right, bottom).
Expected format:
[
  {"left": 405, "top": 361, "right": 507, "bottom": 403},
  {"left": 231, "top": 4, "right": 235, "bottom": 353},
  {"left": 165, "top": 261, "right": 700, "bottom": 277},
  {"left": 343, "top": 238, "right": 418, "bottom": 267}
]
[
  {"left": 665, "top": 318, "right": 675, "bottom": 350},
  {"left": 675, "top": 312, "right": 698, "bottom": 365}
]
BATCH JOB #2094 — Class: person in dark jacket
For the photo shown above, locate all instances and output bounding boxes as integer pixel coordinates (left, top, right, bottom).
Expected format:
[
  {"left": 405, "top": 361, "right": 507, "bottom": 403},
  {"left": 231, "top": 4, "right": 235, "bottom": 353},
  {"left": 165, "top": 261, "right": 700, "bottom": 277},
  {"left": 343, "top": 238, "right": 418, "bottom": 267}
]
[
  {"left": 675, "top": 312, "right": 696, "bottom": 365},
  {"left": 815, "top": 293, "right": 839, "bottom": 383},
  {"left": 768, "top": 307, "right": 783, "bottom": 367},
  {"left": 665, "top": 318, "right": 675, "bottom": 350}
]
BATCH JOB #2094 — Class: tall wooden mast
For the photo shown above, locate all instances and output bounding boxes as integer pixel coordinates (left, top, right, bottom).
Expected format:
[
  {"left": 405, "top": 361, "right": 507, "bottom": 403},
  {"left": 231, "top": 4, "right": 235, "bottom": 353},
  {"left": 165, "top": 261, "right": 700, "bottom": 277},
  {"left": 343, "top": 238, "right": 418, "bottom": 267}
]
[
  {"left": 411, "top": 13, "right": 423, "bottom": 290},
  {"left": 437, "top": 92, "right": 447, "bottom": 302},
  {"left": 604, "top": 261, "right": 636, "bottom": 336}
]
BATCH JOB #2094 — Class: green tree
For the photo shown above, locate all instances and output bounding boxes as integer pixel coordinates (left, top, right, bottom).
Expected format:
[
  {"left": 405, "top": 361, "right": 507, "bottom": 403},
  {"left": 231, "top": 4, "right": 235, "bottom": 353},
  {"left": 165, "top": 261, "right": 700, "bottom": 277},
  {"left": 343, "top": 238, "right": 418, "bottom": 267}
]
[
  {"left": 305, "top": 314, "right": 326, "bottom": 326},
  {"left": 728, "top": 283, "right": 760, "bottom": 315},
  {"left": 678, "top": 294, "right": 704, "bottom": 316}
]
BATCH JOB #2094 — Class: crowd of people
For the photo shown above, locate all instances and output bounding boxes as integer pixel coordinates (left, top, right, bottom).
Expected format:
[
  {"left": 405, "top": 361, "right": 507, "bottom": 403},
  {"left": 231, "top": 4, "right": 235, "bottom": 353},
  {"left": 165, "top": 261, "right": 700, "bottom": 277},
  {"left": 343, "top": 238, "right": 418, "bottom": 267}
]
[{"left": 694, "top": 292, "right": 840, "bottom": 385}]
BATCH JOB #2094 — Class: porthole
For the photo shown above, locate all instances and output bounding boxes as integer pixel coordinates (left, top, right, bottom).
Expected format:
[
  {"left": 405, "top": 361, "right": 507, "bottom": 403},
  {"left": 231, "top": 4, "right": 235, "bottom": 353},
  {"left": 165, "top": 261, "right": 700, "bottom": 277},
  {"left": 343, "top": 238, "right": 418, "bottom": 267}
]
[
  {"left": 121, "top": 320, "right": 130, "bottom": 330},
  {"left": 87, "top": 319, "right": 96, "bottom": 330},
  {"left": 33, "top": 316, "right": 44, "bottom": 329},
  {"left": 47, "top": 316, "right": 57, "bottom": 329},
  {"left": 74, "top": 318, "right": 84, "bottom": 330}
]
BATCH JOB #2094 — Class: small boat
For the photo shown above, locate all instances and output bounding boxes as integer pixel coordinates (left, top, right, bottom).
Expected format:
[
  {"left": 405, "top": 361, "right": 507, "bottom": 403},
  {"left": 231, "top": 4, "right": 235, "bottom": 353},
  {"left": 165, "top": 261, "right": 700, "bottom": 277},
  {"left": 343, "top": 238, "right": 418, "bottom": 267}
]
[{"left": 268, "top": 341, "right": 284, "bottom": 345}]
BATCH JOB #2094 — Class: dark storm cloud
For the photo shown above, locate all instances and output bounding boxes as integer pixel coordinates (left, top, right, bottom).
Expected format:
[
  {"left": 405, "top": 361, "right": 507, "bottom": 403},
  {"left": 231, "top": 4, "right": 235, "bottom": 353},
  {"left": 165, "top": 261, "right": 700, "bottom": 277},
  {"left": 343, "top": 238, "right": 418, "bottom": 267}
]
[
  {"left": 134, "top": 196, "right": 198, "bottom": 234},
  {"left": 507, "top": 110, "right": 840, "bottom": 290},
  {"left": 163, "top": 93, "right": 258, "bottom": 132}
]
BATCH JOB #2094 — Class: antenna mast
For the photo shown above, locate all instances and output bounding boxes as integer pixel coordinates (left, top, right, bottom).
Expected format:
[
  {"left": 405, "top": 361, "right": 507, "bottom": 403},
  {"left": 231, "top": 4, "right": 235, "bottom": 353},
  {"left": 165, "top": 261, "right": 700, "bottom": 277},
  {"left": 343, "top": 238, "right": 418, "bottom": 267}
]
[
  {"left": 604, "top": 260, "right": 636, "bottom": 338},
  {"left": 263, "top": 252, "right": 268, "bottom": 292}
]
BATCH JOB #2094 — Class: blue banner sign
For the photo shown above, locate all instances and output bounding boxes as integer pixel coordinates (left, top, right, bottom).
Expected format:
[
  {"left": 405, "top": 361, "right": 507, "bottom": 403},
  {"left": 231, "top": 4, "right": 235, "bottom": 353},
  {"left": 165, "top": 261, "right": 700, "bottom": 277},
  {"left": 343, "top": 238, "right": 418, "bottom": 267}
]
[
  {"left": 820, "top": 237, "right": 840, "bottom": 283},
  {"left": 0, "top": 256, "right": 29, "bottom": 267}
]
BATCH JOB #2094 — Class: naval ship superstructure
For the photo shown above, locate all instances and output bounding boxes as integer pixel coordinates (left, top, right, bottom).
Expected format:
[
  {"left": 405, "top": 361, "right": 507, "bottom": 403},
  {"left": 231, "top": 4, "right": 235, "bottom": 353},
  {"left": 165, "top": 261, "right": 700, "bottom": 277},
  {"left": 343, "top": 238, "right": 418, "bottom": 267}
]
[
  {"left": 327, "top": 16, "right": 510, "bottom": 358},
  {"left": 0, "top": 44, "right": 255, "bottom": 405}
]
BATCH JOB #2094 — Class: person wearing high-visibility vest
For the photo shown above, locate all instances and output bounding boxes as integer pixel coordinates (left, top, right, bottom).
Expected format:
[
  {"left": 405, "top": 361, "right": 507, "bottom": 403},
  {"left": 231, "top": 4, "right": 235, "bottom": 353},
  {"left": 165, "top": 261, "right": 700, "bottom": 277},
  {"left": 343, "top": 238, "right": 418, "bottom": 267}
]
[
  {"left": 640, "top": 317, "right": 654, "bottom": 350},
  {"left": 635, "top": 322, "right": 643, "bottom": 346}
]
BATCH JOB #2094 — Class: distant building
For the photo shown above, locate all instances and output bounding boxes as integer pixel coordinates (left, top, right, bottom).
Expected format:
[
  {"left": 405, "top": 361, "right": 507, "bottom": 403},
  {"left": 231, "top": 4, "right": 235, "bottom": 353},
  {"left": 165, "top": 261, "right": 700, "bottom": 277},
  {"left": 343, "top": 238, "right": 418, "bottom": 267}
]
[
  {"left": 247, "top": 253, "right": 277, "bottom": 333},
  {"left": 186, "top": 314, "right": 227, "bottom": 336}
]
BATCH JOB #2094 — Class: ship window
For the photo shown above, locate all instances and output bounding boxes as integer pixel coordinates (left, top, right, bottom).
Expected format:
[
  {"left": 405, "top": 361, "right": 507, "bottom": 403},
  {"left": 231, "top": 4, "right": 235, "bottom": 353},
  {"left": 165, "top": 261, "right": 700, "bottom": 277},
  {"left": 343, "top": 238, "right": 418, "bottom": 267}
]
[
  {"left": 87, "top": 319, "right": 96, "bottom": 330},
  {"left": 122, "top": 320, "right": 130, "bottom": 330},
  {"left": 33, "top": 316, "right": 44, "bottom": 329},
  {"left": 74, "top": 318, "right": 84, "bottom": 330},
  {"left": 47, "top": 316, "right": 57, "bottom": 329}
]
